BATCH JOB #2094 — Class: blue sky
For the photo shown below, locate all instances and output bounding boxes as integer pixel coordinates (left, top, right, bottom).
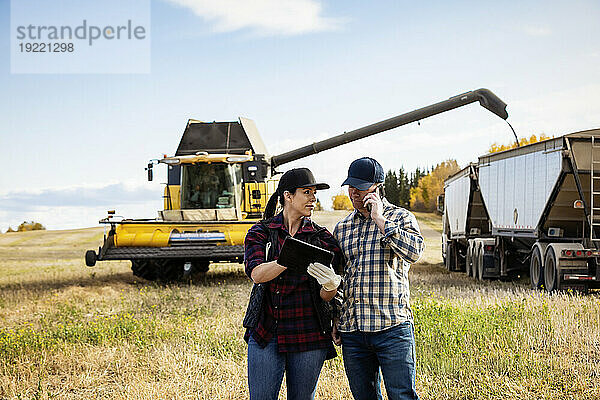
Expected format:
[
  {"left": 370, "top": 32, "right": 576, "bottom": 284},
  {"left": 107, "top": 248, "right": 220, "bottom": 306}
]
[{"left": 1, "top": 0, "right": 600, "bottom": 230}]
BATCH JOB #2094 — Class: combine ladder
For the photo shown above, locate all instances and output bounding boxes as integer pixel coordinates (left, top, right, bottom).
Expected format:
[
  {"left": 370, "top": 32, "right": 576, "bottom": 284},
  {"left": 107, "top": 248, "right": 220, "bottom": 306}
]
[{"left": 591, "top": 136, "right": 600, "bottom": 242}]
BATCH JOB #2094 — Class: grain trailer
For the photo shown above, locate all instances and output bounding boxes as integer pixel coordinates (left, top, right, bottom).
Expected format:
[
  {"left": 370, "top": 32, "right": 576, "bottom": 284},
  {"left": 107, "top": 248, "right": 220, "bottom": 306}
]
[{"left": 442, "top": 129, "right": 600, "bottom": 291}]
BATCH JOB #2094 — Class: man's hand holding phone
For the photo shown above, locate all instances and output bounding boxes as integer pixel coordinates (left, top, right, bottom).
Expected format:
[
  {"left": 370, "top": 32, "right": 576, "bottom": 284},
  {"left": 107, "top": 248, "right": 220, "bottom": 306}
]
[
  {"left": 363, "top": 188, "right": 389, "bottom": 234},
  {"left": 363, "top": 190, "right": 383, "bottom": 219}
]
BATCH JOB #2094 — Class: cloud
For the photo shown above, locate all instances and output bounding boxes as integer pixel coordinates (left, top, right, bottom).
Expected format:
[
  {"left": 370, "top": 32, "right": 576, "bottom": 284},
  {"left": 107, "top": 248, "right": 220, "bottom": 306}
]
[
  {"left": 0, "top": 183, "right": 157, "bottom": 212},
  {"left": 163, "top": 0, "right": 345, "bottom": 35}
]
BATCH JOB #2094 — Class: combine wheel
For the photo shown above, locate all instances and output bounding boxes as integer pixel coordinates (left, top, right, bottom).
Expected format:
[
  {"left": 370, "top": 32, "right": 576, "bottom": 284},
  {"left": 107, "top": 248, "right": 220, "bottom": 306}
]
[
  {"left": 194, "top": 260, "right": 210, "bottom": 274},
  {"left": 544, "top": 248, "right": 560, "bottom": 292},
  {"left": 132, "top": 259, "right": 209, "bottom": 281},
  {"left": 157, "top": 259, "right": 185, "bottom": 281},
  {"left": 131, "top": 259, "right": 158, "bottom": 281},
  {"left": 530, "top": 246, "right": 544, "bottom": 289}
]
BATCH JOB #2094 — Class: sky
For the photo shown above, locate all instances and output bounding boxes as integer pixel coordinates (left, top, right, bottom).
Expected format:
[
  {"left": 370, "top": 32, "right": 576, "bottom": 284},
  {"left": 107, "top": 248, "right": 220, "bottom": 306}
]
[{"left": 1, "top": 0, "right": 600, "bottom": 230}]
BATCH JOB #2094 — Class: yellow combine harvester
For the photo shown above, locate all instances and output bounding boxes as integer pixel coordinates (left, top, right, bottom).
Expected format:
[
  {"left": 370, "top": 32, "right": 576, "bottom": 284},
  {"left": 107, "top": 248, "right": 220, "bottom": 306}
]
[{"left": 85, "top": 89, "right": 509, "bottom": 280}]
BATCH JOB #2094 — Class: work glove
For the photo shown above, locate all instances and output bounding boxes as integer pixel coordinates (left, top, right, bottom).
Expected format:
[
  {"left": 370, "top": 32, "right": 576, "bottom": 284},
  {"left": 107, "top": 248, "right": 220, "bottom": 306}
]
[{"left": 307, "top": 262, "right": 341, "bottom": 292}]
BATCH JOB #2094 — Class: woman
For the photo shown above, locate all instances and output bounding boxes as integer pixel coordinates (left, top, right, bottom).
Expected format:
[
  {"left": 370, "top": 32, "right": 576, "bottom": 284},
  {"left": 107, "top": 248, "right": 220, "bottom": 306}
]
[{"left": 243, "top": 167, "right": 343, "bottom": 400}]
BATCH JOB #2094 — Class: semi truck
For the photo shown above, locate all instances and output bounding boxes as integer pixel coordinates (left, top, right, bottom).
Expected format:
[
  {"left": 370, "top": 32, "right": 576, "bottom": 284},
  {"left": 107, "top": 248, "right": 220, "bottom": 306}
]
[
  {"left": 441, "top": 129, "right": 600, "bottom": 291},
  {"left": 85, "top": 88, "right": 509, "bottom": 281}
]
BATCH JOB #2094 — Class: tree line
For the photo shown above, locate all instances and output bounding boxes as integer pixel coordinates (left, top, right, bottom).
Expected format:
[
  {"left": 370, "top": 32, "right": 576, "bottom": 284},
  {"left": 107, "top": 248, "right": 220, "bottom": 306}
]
[{"left": 384, "top": 160, "right": 460, "bottom": 212}]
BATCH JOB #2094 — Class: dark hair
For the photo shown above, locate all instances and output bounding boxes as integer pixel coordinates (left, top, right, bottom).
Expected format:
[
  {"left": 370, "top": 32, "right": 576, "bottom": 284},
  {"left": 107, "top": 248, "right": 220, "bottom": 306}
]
[{"left": 262, "top": 188, "right": 299, "bottom": 220}]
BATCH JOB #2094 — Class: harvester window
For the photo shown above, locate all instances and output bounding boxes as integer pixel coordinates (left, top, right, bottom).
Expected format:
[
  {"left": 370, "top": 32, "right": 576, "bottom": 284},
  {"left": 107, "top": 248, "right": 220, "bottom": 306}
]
[{"left": 181, "top": 163, "right": 242, "bottom": 210}]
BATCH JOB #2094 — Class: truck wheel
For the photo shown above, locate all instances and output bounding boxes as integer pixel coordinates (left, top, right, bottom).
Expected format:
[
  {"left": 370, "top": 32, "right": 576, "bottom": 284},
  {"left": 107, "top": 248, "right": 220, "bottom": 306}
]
[
  {"left": 472, "top": 244, "right": 479, "bottom": 279},
  {"left": 530, "top": 246, "right": 544, "bottom": 289},
  {"left": 544, "top": 248, "right": 559, "bottom": 292},
  {"left": 445, "top": 242, "right": 456, "bottom": 271},
  {"left": 454, "top": 244, "right": 465, "bottom": 272},
  {"left": 452, "top": 242, "right": 460, "bottom": 272},
  {"left": 85, "top": 250, "right": 97, "bottom": 267},
  {"left": 497, "top": 240, "right": 507, "bottom": 279},
  {"left": 466, "top": 244, "right": 473, "bottom": 277},
  {"left": 477, "top": 245, "right": 484, "bottom": 281}
]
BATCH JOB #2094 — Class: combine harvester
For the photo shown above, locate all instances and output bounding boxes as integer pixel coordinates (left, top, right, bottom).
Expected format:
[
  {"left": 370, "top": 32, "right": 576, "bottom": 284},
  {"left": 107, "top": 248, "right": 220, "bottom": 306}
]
[
  {"left": 86, "top": 89, "right": 509, "bottom": 281},
  {"left": 441, "top": 130, "right": 600, "bottom": 291}
]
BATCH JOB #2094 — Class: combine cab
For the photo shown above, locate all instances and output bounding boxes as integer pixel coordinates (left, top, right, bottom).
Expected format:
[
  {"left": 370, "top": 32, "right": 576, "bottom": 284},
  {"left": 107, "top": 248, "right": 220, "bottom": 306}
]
[{"left": 86, "top": 88, "right": 510, "bottom": 280}]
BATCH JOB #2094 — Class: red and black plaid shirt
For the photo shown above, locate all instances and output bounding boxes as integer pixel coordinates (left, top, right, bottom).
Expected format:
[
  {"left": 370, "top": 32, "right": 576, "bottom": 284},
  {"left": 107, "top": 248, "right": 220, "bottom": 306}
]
[{"left": 244, "top": 213, "right": 342, "bottom": 353}]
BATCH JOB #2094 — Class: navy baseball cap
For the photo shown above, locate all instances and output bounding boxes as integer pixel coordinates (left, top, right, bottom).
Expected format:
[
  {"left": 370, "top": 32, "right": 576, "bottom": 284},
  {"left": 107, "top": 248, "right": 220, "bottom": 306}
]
[{"left": 341, "top": 157, "right": 385, "bottom": 190}]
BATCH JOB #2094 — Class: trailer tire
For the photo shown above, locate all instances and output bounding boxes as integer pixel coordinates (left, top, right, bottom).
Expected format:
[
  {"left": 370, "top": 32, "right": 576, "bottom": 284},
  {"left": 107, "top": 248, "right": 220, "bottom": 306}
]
[
  {"left": 472, "top": 244, "right": 479, "bottom": 279},
  {"left": 544, "top": 248, "right": 560, "bottom": 292},
  {"left": 530, "top": 246, "right": 544, "bottom": 290},
  {"left": 466, "top": 243, "right": 473, "bottom": 277},
  {"left": 454, "top": 243, "right": 465, "bottom": 272},
  {"left": 445, "top": 242, "right": 455, "bottom": 271},
  {"left": 477, "top": 244, "right": 484, "bottom": 281}
]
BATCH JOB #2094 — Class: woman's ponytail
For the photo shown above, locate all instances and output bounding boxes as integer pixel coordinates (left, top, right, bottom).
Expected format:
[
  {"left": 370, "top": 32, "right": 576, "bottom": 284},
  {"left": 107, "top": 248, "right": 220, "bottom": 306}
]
[{"left": 262, "top": 190, "right": 279, "bottom": 220}]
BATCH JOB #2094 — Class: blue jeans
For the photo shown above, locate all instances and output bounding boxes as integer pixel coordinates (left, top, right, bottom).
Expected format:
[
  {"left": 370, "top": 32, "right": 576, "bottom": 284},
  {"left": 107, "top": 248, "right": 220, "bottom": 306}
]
[
  {"left": 247, "top": 336, "right": 328, "bottom": 400},
  {"left": 341, "top": 322, "right": 419, "bottom": 400}
]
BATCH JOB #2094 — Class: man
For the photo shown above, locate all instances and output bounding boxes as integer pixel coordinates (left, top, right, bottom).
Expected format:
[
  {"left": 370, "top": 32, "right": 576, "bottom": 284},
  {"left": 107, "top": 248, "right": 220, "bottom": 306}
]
[{"left": 332, "top": 157, "right": 425, "bottom": 400}]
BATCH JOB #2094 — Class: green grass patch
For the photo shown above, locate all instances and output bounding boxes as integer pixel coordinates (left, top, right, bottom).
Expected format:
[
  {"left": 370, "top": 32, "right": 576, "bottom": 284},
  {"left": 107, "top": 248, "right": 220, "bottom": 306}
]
[
  {"left": 0, "top": 312, "right": 174, "bottom": 364},
  {"left": 412, "top": 297, "right": 595, "bottom": 398}
]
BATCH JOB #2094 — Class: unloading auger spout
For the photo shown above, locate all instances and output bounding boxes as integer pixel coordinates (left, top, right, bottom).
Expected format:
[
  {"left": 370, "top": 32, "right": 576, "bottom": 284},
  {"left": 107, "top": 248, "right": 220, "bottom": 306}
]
[{"left": 270, "top": 88, "right": 508, "bottom": 169}]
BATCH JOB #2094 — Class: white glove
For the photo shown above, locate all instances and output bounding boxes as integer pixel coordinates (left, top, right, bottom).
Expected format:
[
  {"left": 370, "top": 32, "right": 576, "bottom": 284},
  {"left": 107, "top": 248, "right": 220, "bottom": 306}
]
[{"left": 307, "top": 262, "right": 341, "bottom": 291}]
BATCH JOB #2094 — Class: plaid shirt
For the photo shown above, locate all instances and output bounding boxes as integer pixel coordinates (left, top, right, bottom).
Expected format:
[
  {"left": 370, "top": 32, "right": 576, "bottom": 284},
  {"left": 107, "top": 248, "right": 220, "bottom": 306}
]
[
  {"left": 333, "top": 199, "right": 424, "bottom": 332},
  {"left": 244, "top": 213, "right": 342, "bottom": 353}
]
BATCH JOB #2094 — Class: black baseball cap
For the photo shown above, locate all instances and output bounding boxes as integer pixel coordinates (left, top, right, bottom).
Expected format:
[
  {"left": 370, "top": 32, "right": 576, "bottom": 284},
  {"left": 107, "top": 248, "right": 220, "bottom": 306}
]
[
  {"left": 341, "top": 157, "right": 384, "bottom": 190},
  {"left": 278, "top": 168, "right": 329, "bottom": 193}
]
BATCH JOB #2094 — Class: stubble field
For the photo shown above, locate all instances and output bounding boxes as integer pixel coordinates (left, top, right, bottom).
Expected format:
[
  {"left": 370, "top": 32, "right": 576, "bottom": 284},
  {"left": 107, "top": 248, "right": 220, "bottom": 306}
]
[{"left": 1, "top": 211, "right": 599, "bottom": 399}]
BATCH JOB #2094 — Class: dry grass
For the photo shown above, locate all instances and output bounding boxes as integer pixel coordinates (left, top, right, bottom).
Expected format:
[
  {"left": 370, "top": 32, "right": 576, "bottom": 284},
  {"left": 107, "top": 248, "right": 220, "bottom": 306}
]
[
  {"left": 412, "top": 211, "right": 443, "bottom": 233},
  {"left": 1, "top": 212, "right": 599, "bottom": 399}
]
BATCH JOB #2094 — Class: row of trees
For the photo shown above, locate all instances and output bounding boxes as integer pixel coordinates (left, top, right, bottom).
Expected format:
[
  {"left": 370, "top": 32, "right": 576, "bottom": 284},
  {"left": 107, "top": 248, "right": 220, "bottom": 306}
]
[
  {"left": 488, "top": 134, "right": 552, "bottom": 153},
  {"left": 384, "top": 166, "right": 428, "bottom": 209},
  {"left": 384, "top": 161, "right": 460, "bottom": 212}
]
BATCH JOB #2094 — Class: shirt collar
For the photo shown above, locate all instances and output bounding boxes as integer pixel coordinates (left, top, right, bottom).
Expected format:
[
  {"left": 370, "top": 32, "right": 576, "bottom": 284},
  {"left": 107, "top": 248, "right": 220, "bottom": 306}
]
[{"left": 267, "top": 212, "right": 316, "bottom": 233}]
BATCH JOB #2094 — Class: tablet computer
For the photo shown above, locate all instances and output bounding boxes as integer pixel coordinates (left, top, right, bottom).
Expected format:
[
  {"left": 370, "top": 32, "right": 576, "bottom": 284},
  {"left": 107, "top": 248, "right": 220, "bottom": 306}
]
[{"left": 277, "top": 236, "right": 334, "bottom": 273}]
